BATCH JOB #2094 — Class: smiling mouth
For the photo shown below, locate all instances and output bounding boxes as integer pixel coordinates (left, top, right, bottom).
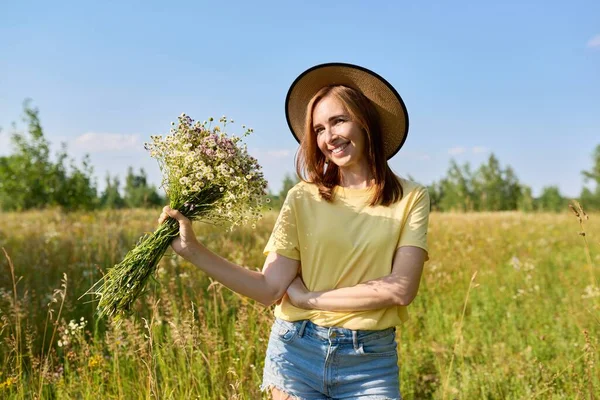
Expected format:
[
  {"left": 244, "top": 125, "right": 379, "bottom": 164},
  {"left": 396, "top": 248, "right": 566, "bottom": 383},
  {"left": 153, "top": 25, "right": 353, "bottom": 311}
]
[{"left": 331, "top": 142, "right": 349, "bottom": 155}]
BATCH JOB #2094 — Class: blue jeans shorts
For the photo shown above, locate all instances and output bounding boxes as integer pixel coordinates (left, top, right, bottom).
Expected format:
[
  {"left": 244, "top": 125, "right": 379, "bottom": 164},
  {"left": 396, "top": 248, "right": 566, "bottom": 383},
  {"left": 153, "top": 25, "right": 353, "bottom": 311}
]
[{"left": 261, "top": 318, "right": 401, "bottom": 400}]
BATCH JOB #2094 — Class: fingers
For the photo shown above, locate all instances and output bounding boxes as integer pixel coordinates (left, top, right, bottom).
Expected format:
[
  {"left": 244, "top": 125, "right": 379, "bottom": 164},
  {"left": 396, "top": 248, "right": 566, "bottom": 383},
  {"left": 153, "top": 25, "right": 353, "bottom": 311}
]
[
  {"left": 161, "top": 206, "right": 189, "bottom": 224},
  {"left": 157, "top": 207, "right": 170, "bottom": 224}
]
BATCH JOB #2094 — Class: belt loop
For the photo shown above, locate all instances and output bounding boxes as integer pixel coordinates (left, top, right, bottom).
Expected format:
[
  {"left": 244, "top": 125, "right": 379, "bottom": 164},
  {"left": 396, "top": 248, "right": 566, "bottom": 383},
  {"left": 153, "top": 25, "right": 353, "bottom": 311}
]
[
  {"left": 352, "top": 330, "right": 359, "bottom": 351},
  {"left": 298, "top": 320, "right": 308, "bottom": 337}
]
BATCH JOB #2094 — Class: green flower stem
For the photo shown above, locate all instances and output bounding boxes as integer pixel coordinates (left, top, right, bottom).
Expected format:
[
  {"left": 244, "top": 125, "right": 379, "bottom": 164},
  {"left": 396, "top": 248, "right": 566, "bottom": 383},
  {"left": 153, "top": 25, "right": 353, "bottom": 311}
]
[
  {"left": 95, "top": 188, "right": 225, "bottom": 320},
  {"left": 96, "top": 218, "right": 180, "bottom": 319},
  {"left": 90, "top": 113, "right": 268, "bottom": 321}
]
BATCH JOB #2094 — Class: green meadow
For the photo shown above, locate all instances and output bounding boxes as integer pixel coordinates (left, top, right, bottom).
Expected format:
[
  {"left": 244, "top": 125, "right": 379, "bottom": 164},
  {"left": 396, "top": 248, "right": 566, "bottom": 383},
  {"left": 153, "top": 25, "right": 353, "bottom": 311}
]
[{"left": 0, "top": 209, "right": 598, "bottom": 399}]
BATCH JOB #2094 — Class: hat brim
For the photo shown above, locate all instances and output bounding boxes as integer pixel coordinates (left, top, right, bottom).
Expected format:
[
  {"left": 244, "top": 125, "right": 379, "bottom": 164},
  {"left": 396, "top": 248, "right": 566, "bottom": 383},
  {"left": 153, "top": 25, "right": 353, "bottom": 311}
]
[{"left": 285, "top": 62, "right": 409, "bottom": 160}]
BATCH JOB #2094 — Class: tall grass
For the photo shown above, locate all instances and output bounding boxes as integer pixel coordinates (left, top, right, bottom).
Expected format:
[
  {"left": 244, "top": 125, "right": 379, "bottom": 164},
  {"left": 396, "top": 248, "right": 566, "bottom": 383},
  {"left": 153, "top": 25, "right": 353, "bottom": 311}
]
[{"left": 0, "top": 208, "right": 598, "bottom": 399}]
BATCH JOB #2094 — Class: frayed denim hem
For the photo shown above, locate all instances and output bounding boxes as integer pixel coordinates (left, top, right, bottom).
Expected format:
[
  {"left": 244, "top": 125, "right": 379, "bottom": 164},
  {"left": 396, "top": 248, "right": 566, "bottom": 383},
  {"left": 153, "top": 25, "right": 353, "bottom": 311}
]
[
  {"left": 260, "top": 382, "right": 306, "bottom": 400},
  {"left": 260, "top": 382, "right": 400, "bottom": 400}
]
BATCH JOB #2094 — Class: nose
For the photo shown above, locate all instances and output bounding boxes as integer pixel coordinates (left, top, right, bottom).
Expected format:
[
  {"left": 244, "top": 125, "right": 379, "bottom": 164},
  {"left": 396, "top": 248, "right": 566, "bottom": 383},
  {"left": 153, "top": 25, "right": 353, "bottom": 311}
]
[{"left": 321, "top": 127, "right": 338, "bottom": 144}]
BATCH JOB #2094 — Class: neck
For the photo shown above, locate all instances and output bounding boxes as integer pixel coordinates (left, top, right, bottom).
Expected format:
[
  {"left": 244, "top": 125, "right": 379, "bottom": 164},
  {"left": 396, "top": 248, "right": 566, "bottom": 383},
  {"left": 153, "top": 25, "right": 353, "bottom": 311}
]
[{"left": 338, "top": 163, "right": 374, "bottom": 189}]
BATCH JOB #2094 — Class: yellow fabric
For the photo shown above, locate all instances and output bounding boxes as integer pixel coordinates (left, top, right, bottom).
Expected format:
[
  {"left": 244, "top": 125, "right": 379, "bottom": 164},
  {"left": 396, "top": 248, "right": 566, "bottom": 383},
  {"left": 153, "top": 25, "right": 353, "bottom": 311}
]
[{"left": 263, "top": 177, "right": 430, "bottom": 330}]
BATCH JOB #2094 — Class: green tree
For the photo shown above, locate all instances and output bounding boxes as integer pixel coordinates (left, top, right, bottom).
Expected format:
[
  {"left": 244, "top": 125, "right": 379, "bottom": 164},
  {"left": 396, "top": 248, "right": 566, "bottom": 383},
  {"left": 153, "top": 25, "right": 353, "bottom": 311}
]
[
  {"left": 517, "top": 185, "right": 534, "bottom": 212},
  {"left": 124, "top": 167, "right": 163, "bottom": 208},
  {"left": 0, "top": 101, "right": 97, "bottom": 211},
  {"left": 100, "top": 173, "right": 125, "bottom": 209},
  {"left": 579, "top": 187, "right": 600, "bottom": 211},
  {"left": 580, "top": 144, "right": 600, "bottom": 210},
  {"left": 438, "top": 160, "right": 475, "bottom": 211},
  {"left": 427, "top": 181, "right": 444, "bottom": 212},
  {"left": 472, "top": 154, "right": 521, "bottom": 211},
  {"left": 0, "top": 103, "right": 53, "bottom": 210},
  {"left": 57, "top": 155, "right": 98, "bottom": 210},
  {"left": 581, "top": 144, "right": 600, "bottom": 185},
  {"left": 474, "top": 155, "right": 503, "bottom": 211},
  {"left": 502, "top": 166, "right": 522, "bottom": 210},
  {"left": 537, "top": 186, "right": 566, "bottom": 212}
]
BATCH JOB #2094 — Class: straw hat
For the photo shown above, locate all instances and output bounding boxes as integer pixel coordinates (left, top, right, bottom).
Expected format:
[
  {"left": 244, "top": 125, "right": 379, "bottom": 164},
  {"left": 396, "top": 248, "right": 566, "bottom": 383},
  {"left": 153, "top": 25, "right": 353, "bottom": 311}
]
[{"left": 285, "top": 62, "right": 409, "bottom": 160}]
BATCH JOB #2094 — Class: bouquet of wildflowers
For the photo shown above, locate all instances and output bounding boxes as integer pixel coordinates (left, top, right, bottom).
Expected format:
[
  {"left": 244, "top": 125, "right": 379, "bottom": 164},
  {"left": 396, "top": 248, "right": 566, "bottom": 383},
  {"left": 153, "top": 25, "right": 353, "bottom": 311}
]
[{"left": 88, "top": 113, "right": 268, "bottom": 320}]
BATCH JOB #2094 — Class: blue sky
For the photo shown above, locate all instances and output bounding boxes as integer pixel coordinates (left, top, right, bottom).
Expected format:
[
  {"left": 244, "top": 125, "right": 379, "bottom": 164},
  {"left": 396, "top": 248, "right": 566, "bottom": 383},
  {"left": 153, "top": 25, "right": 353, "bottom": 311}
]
[{"left": 1, "top": 0, "right": 599, "bottom": 197}]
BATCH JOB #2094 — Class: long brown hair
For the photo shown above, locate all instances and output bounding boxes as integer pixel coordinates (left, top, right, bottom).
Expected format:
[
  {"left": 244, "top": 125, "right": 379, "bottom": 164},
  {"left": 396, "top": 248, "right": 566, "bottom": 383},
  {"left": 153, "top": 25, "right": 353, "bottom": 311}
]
[{"left": 295, "top": 85, "right": 403, "bottom": 207}]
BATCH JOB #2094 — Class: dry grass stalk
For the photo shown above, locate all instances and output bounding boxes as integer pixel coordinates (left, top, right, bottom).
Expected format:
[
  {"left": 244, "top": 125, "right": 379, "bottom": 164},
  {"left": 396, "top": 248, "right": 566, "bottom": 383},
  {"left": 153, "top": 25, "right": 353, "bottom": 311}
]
[
  {"left": 2, "top": 247, "right": 22, "bottom": 390},
  {"left": 442, "top": 270, "right": 478, "bottom": 400},
  {"left": 570, "top": 200, "right": 597, "bottom": 287}
]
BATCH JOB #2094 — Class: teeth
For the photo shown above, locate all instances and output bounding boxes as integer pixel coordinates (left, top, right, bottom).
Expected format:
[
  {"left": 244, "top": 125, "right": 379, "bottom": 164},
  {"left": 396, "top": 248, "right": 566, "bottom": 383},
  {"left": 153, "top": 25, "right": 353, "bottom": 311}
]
[{"left": 332, "top": 143, "right": 348, "bottom": 154}]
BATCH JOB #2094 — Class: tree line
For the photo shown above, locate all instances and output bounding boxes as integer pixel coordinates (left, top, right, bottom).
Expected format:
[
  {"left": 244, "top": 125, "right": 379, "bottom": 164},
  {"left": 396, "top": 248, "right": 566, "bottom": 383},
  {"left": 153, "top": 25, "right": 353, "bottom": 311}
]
[
  {"left": 425, "top": 149, "right": 600, "bottom": 212},
  {"left": 1, "top": 103, "right": 599, "bottom": 212},
  {"left": 0, "top": 103, "right": 164, "bottom": 211}
]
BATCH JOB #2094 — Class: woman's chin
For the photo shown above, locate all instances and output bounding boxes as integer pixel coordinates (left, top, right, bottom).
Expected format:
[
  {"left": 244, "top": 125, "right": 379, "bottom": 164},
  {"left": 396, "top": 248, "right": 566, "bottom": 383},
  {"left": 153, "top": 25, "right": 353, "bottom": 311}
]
[
  {"left": 329, "top": 152, "right": 352, "bottom": 165},
  {"left": 329, "top": 158, "right": 352, "bottom": 168}
]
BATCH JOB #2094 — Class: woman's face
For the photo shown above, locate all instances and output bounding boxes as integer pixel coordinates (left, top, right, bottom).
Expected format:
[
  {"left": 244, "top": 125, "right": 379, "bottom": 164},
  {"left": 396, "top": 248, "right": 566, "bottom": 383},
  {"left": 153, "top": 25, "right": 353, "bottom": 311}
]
[{"left": 312, "top": 95, "right": 368, "bottom": 171}]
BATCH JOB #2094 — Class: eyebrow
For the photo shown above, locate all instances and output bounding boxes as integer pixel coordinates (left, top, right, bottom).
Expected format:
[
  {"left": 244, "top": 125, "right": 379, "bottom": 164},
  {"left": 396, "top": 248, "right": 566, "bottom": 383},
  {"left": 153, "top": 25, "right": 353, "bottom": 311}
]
[{"left": 312, "top": 114, "right": 347, "bottom": 129}]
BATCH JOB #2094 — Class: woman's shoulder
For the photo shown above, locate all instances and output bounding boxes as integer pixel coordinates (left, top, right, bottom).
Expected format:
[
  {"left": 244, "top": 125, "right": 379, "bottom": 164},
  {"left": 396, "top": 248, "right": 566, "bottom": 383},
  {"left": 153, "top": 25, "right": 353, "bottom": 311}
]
[
  {"left": 285, "top": 180, "right": 319, "bottom": 201},
  {"left": 397, "top": 176, "right": 428, "bottom": 196}
]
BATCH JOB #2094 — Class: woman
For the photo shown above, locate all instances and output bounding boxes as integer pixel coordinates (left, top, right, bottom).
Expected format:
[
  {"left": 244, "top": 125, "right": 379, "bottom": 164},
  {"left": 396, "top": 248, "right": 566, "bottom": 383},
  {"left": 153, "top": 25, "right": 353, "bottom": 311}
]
[{"left": 159, "top": 63, "right": 430, "bottom": 400}]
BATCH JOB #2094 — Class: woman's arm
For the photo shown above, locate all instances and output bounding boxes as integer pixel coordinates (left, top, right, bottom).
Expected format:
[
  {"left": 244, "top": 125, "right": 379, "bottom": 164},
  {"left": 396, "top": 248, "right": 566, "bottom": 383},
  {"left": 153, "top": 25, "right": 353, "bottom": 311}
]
[
  {"left": 161, "top": 206, "right": 299, "bottom": 307},
  {"left": 286, "top": 246, "right": 427, "bottom": 312}
]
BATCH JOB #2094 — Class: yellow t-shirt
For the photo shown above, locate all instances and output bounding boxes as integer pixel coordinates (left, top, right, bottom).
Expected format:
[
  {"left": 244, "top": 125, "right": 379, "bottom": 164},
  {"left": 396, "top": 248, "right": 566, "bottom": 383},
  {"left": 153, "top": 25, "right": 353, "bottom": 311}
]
[{"left": 263, "top": 177, "right": 430, "bottom": 330}]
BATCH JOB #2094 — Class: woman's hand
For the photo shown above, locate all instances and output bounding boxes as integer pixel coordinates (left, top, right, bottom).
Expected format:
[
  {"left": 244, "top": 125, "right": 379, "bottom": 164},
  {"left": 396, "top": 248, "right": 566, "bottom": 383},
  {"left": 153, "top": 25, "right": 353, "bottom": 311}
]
[
  {"left": 158, "top": 205, "right": 201, "bottom": 260},
  {"left": 285, "top": 275, "right": 312, "bottom": 309}
]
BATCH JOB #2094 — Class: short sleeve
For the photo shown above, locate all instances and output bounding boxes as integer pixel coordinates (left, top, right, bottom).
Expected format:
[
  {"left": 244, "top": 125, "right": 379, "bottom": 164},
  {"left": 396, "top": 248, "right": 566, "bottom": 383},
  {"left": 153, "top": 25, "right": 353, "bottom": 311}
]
[
  {"left": 263, "top": 190, "right": 301, "bottom": 260},
  {"left": 396, "top": 187, "right": 430, "bottom": 259}
]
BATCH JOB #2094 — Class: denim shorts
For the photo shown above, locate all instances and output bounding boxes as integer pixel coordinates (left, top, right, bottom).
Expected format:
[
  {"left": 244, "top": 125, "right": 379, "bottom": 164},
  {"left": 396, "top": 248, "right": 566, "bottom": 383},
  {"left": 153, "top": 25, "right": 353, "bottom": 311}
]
[{"left": 261, "top": 318, "right": 401, "bottom": 400}]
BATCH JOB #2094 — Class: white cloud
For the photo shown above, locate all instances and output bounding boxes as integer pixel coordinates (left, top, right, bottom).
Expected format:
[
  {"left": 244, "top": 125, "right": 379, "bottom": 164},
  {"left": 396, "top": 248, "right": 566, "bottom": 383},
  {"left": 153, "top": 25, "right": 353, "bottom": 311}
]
[
  {"left": 448, "top": 146, "right": 466, "bottom": 155},
  {"left": 265, "top": 149, "right": 292, "bottom": 158},
  {"left": 587, "top": 34, "right": 600, "bottom": 49},
  {"left": 72, "top": 132, "right": 143, "bottom": 152},
  {"left": 249, "top": 148, "right": 294, "bottom": 160},
  {"left": 448, "top": 146, "right": 488, "bottom": 156},
  {"left": 398, "top": 151, "right": 431, "bottom": 161}
]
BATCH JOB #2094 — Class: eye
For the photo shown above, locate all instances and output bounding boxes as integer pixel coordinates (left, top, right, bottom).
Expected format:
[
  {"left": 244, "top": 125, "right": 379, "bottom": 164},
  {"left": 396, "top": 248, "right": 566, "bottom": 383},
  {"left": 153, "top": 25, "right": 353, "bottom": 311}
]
[
  {"left": 314, "top": 127, "right": 324, "bottom": 134},
  {"left": 335, "top": 118, "right": 345, "bottom": 124}
]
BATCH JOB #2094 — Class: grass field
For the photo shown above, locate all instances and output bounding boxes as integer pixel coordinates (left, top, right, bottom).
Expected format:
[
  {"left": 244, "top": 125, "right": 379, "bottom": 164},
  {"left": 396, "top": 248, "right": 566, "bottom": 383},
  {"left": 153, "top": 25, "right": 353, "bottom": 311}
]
[{"left": 0, "top": 208, "right": 598, "bottom": 399}]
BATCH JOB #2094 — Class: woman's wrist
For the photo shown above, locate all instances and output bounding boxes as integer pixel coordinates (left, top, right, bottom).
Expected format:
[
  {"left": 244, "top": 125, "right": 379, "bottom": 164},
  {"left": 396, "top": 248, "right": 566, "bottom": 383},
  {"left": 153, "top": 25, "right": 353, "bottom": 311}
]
[
  {"left": 180, "top": 239, "right": 205, "bottom": 261},
  {"left": 302, "top": 292, "right": 318, "bottom": 309}
]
